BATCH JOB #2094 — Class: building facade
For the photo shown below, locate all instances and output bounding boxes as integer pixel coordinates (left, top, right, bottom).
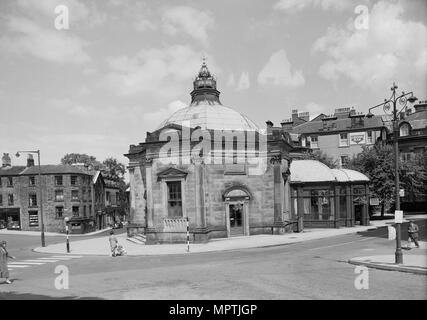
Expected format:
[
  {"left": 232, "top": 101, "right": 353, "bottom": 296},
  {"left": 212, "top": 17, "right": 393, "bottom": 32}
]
[
  {"left": 0, "top": 154, "right": 101, "bottom": 233},
  {"left": 282, "top": 107, "right": 385, "bottom": 167},
  {"left": 125, "top": 62, "right": 371, "bottom": 243}
]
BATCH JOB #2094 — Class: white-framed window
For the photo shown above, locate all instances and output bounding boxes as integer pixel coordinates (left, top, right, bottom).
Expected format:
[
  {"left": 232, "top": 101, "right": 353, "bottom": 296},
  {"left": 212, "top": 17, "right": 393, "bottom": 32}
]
[
  {"left": 310, "top": 136, "right": 319, "bottom": 149},
  {"left": 301, "top": 136, "right": 306, "bottom": 147},
  {"left": 399, "top": 123, "right": 410, "bottom": 137},
  {"left": 367, "top": 131, "right": 374, "bottom": 144},
  {"left": 339, "top": 133, "right": 349, "bottom": 147}
]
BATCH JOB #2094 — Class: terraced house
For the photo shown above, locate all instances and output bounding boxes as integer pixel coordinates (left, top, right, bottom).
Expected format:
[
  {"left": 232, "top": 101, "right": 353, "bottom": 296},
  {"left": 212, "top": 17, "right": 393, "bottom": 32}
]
[{"left": 0, "top": 153, "right": 106, "bottom": 233}]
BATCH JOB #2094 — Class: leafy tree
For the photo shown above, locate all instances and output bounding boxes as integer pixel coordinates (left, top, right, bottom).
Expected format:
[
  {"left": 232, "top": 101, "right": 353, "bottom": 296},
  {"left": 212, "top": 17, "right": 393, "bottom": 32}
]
[
  {"left": 102, "top": 157, "right": 126, "bottom": 181},
  {"left": 61, "top": 153, "right": 103, "bottom": 169},
  {"left": 302, "top": 150, "right": 338, "bottom": 168},
  {"left": 345, "top": 144, "right": 427, "bottom": 216}
]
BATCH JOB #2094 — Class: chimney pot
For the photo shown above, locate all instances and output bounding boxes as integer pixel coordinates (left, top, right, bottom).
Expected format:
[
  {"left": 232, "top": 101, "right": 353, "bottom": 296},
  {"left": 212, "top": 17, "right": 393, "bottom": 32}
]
[{"left": 2, "top": 153, "right": 11, "bottom": 167}]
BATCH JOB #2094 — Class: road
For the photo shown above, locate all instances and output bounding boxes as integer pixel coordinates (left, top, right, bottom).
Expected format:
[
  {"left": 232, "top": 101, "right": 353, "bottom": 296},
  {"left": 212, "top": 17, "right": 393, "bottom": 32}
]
[{"left": 0, "top": 220, "right": 426, "bottom": 300}]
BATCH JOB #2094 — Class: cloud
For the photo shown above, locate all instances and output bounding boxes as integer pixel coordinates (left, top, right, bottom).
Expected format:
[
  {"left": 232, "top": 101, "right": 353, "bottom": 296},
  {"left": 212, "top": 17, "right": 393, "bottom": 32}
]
[
  {"left": 226, "top": 73, "right": 236, "bottom": 87},
  {"left": 134, "top": 19, "right": 157, "bottom": 32},
  {"left": 257, "top": 49, "right": 305, "bottom": 88},
  {"left": 312, "top": 1, "right": 427, "bottom": 94},
  {"left": 144, "top": 100, "right": 187, "bottom": 129},
  {"left": 161, "top": 6, "right": 214, "bottom": 47},
  {"left": 104, "top": 45, "right": 218, "bottom": 98},
  {"left": 236, "top": 72, "right": 250, "bottom": 91},
  {"left": 0, "top": 16, "right": 90, "bottom": 64},
  {"left": 274, "top": 0, "right": 355, "bottom": 12}
]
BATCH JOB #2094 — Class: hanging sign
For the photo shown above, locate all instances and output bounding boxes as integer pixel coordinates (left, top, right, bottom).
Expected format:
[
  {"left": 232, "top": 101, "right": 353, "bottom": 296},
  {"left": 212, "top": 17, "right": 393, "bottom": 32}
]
[{"left": 349, "top": 132, "right": 366, "bottom": 145}]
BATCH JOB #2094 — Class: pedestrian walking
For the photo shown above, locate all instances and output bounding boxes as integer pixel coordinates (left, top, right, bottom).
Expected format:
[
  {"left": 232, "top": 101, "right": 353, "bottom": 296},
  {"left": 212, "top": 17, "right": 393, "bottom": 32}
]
[
  {"left": 407, "top": 220, "right": 420, "bottom": 249},
  {"left": 0, "top": 240, "right": 16, "bottom": 284},
  {"left": 109, "top": 230, "right": 118, "bottom": 257}
]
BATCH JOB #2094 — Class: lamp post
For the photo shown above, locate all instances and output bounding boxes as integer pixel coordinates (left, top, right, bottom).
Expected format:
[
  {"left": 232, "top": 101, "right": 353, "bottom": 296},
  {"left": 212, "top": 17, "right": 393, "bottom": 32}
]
[
  {"left": 16, "top": 150, "right": 45, "bottom": 247},
  {"left": 366, "top": 82, "right": 417, "bottom": 264}
]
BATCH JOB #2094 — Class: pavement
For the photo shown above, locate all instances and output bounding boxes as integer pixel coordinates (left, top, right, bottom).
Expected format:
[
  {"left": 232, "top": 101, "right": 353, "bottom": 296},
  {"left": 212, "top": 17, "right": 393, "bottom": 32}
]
[
  {"left": 33, "top": 215, "right": 426, "bottom": 258},
  {"left": 0, "top": 227, "right": 112, "bottom": 237}
]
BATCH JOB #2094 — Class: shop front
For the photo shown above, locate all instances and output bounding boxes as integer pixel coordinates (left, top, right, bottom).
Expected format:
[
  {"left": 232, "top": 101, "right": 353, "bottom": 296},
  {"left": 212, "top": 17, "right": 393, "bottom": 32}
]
[{"left": 0, "top": 208, "right": 21, "bottom": 230}]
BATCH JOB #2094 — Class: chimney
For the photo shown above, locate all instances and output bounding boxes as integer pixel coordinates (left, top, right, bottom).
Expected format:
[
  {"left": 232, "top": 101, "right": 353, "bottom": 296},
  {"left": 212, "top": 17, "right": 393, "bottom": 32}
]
[
  {"left": 2, "top": 153, "right": 11, "bottom": 167},
  {"left": 280, "top": 119, "right": 294, "bottom": 131},
  {"left": 27, "top": 154, "right": 35, "bottom": 167},
  {"left": 291, "top": 109, "right": 298, "bottom": 122},
  {"left": 266, "top": 120, "right": 274, "bottom": 135}
]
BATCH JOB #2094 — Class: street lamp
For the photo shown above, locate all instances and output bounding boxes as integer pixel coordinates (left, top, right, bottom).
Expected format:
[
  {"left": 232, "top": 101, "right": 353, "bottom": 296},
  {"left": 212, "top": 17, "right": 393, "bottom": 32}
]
[
  {"left": 16, "top": 150, "right": 45, "bottom": 247},
  {"left": 366, "top": 82, "right": 417, "bottom": 264}
]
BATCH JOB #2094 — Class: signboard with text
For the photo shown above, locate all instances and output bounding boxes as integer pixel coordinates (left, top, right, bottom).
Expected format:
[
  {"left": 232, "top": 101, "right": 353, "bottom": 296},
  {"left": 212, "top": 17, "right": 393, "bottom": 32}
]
[
  {"left": 394, "top": 210, "right": 403, "bottom": 224},
  {"left": 349, "top": 132, "right": 366, "bottom": 145}
]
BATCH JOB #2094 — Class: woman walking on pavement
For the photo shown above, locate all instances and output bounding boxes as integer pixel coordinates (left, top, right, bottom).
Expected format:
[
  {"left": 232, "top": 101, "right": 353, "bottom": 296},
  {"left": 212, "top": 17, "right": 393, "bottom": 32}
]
[
  {"left": 109, "top": 230, "right": 118, "bottom": 257},
  {"left": 0, "top": 240, "right": 16, "bottom": 284}
]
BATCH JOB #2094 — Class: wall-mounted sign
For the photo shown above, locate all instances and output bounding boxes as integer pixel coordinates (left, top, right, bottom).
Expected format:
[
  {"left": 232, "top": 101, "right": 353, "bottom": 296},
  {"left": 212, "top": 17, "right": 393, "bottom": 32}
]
[
  {"left": 399, "top": 189, "right": 405, "bottom": 197},
  {"left": 349, "top": 132, "right": 366, "bottom": 145},
  {"left": 29, "top": 211, "right": 39, "bottom": 227},
  {"left": 370, "top": 198, "right": 380, "bottom": 206},
  {"left": 394, "top": 210, "right": 403, "bottom": 224}
]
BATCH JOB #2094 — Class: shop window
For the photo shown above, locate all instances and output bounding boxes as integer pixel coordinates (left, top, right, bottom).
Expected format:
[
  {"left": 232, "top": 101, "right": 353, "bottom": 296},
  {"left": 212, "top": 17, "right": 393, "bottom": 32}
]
[
  {"left": 167, "top": 181, "right": 182, "bottom": 217},
  {"left": 55, "top": 189, "right": 64, "bottom": 202},
  {"left": 29, "top": 193, "right": 37, "bottom": 207},
  {"left": 55, "top": 175, "right": 63, "bottom": 186}
]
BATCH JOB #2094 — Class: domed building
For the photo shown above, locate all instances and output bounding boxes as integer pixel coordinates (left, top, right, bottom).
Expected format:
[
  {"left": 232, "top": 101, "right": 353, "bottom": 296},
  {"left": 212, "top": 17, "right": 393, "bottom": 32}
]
[{"left": 124, "top": 61, "right": 371, "bottom": 243}]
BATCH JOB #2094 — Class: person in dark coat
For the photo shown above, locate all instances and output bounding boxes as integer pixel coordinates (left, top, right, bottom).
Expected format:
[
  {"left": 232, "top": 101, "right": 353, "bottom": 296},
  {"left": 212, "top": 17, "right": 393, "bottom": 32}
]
[
  {"left": 0, "top": 240, "right": 16, "bottom": 284},
  {"left": 407, "top": 221, "right": 420, "bottom": 249}
]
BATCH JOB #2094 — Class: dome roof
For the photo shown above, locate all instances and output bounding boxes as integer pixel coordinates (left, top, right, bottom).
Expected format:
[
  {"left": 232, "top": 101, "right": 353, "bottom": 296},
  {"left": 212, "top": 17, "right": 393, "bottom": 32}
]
[
  {"left": 290, "top": 160, "right": 370, "bottom": 183},
  {"left": 158, "top": 101, "right": 259, "bottom": 131},
  {"left": 157, "top": 60, "right": 259, "bottom": 131}
]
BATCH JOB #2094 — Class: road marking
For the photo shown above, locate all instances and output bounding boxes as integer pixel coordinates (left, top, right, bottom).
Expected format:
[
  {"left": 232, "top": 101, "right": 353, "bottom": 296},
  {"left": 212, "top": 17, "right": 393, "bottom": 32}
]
[
  {"left": 8, "top": 262, "right": 45, "bottom": 265},
  {"left": 24, "top": 259, "right": 57, "bottom": 263},
  {"left": 7, "top": 265, "right": 29, "bottom": 268},
  {"left": 307, "top": 236, "right": 380, "bottom": 251},
  {"left": 51, "top": 255, "right": 83, "bottom": 259},
  {"left": 36, "top": 258, "right": 60, "bottom": 262}
]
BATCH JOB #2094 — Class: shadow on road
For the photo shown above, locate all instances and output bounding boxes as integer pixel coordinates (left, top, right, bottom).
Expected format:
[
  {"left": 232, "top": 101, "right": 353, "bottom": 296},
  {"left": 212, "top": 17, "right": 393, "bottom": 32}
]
[
  {"left": 0, "top": 291, "right": 103, "bottom": 300},
  {"left": 356, "top": 220, "right": 426, "bottom": 241}
]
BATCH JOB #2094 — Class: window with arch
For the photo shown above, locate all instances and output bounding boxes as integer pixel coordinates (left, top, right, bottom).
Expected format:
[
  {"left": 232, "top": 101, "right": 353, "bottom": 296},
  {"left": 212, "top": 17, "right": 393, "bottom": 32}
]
[{"left": 399, "top": 123, "right": 410, "bottom": 137}]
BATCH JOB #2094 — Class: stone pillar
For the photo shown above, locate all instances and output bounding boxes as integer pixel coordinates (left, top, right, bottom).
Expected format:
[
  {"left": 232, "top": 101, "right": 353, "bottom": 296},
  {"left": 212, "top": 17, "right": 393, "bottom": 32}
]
[
  {"left": 271, "top": 155, "right": 284, "bottom": 234},
  {"left": 296, "top": 186, "right": 304, "bottom": 232},
  {"left": 192, "top": 157, "right": 207, "bottom": 242},
  {"left": 145, "top": 158, "right": 155, "bottom": 243},
  {"left": 334, "top": 185, "right": 340, "bottom": 228}
]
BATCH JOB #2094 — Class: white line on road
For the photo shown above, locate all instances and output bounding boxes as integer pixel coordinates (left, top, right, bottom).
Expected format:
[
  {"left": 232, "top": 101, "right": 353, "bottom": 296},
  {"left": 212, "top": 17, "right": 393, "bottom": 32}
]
[
  {"left": 24, "top": 259, "right": 57, "bottom": 263},
  {"left": 8, "top": 262, "right": 45, "bottom": 265},
  {"left": 35, "top": 258, "right": 60, "bottom": 261},
  {"left": 306, "top": 236, "right": 381, "bottom": 251},
  {"left": 7, "top": 265, "right": 29, "bottom": 268},
  {"left": 51, "top": 255, "right": 83, "bottom": 258}
]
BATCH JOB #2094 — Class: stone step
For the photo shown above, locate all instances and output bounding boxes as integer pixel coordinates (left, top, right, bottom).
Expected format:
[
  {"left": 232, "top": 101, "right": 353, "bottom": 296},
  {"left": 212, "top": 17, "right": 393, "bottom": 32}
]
[{"left": 134, "top": 234, "right": 146, "bottom": 242}]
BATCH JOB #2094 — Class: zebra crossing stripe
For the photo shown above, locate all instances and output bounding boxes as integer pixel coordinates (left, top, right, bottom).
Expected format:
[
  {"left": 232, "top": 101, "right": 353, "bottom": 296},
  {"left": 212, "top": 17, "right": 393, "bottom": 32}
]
[
  {"left": 51, "top": 255, "right": 83, "bottom": 258},
  {"left": 24, "top": 259, "right": 57, "bottom": 263}
]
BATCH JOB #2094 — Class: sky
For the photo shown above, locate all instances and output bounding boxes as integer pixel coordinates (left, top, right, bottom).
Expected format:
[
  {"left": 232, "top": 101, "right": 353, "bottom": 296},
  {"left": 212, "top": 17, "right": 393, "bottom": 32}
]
[{"left": 0, "top": 0, "right": 426, "bottom": 170}]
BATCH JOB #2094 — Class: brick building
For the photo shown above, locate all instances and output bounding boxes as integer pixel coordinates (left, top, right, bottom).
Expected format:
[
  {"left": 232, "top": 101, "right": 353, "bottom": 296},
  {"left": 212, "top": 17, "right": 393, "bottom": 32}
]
[
  {"left": 0, "top": 153, "right": 104, "bottom": 233},
  {"left": 281, "top": 107, "right": 385, "bottom": 167}
]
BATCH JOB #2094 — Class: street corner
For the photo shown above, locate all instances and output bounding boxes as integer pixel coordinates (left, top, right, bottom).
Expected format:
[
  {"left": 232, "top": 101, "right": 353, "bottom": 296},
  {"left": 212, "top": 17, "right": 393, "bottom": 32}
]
[{"left": 348, "top": 254, "right": 427, "bottom": 275}]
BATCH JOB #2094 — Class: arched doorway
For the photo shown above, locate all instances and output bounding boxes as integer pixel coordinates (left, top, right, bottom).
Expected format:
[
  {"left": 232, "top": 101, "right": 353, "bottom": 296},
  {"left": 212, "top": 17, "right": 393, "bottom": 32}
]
[{"left": 223, "top": 187, "right": 251, "bottom": 237}]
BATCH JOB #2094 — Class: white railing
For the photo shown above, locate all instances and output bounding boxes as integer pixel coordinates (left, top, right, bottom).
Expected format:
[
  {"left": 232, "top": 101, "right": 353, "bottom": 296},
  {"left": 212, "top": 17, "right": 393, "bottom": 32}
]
[{"left": 163, "top": 218, "right": 187, "bottom": 232}]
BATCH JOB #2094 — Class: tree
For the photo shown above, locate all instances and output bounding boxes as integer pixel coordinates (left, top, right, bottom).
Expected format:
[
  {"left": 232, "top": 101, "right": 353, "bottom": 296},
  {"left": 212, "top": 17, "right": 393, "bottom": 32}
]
[
  {"left": 302, "top": 150, "right": 338, "bottom": 169},
  {"left": 345, "top": 144, "right": 427, "bottom": 216},
  {"left": 61, "top": 153, "right": 103, "bottom": 169},
  {"left": 102, "top": 157, "right": 126, "bottom": 181}
]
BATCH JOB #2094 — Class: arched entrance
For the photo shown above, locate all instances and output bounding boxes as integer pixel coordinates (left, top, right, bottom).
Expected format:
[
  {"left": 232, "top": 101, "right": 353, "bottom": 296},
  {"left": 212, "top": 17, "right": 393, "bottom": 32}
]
[{"left": 223, "top": 187, "right": 251, "bottom": 237}]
